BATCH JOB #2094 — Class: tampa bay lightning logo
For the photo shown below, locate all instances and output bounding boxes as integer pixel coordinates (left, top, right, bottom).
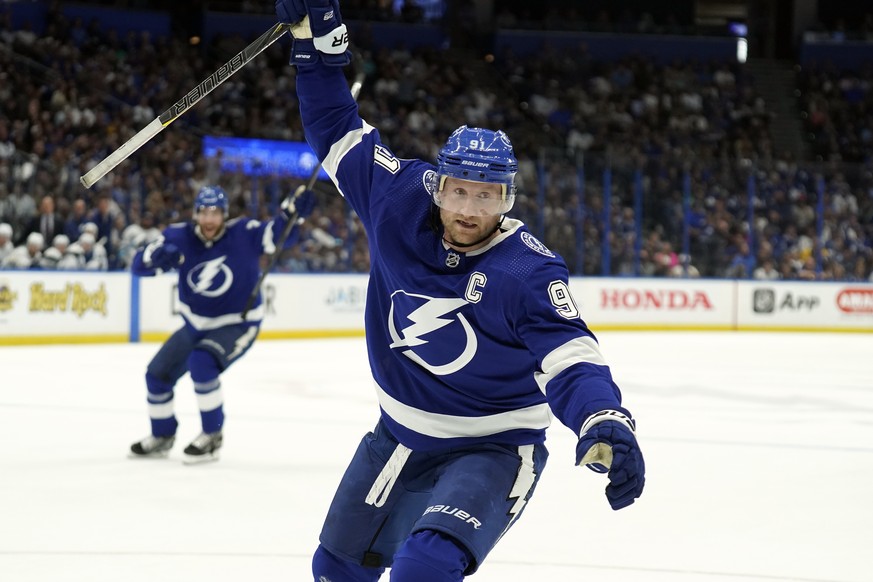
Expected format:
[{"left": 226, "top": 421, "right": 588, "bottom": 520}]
[
  {"left": 186, "top": 256, "right": 233, "bottom": 297},
  {"left": 521, "top": 232, "right": 555, "bottom": 257},
  {"left": 387, "top": 290, "right": 477, "bottom": 375},
  {"left": 423, "top": 169, "right": 438, "bottom": 196}
]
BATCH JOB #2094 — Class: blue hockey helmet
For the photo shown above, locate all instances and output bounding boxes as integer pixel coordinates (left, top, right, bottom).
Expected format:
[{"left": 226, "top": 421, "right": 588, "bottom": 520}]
[
  {"left": 433, "top": 125, "right": 518, "bottom": 215},
  {"left": 195, "top": 185, "right": 228, "bottom": 217}
]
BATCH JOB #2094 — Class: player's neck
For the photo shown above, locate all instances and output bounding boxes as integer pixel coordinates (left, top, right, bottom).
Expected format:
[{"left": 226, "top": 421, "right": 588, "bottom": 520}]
[
  {"left": 443, "top": 228, "right": 500, "bottom": 253},
  {"left": 442, "top": 216, "right": 505, "bottom": 252}
]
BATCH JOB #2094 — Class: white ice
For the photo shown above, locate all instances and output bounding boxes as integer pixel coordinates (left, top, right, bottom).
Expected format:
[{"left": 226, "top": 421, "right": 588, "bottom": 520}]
[{"left": 1, "top": 331, "right": 871, "bottom": 582}]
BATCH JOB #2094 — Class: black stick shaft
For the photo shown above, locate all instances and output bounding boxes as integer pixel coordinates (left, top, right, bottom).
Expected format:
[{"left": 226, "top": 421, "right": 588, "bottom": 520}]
[
  {"left": 81, "top": 23, "right": 290, "bottom": 189},
  {"left": 241, "top": 72, "right": 365, "bottom": 320}
]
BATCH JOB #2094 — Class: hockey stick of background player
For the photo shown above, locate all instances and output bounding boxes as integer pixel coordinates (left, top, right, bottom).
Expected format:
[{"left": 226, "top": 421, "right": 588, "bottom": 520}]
[
  {"left": 240, "top": 72, "right": 365, "bottom": 321},
  {"left": 80, "top": 23, "right": 291, "bottom": 189}
]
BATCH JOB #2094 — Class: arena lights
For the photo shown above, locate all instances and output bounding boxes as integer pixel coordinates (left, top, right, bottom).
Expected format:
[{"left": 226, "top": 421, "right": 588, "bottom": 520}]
[
  {"left": 737, "top": 37, "right": 748, "bottom": 63},
  {"left": 728, "top": 22, "right": 748, "bottom": 64}
]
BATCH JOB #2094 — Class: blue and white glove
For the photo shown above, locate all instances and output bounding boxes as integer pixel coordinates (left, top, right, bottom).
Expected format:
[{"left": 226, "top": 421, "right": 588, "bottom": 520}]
[
  {"left": 147, "top": 243, "right": 184, "bottom": 271},
  {"left": 576, "top": 410, "right": 645, "bottom": 510},
  {"left": 279, "top": 186, "right": 315, "bottom": 247},
  {"left": 281, "top": 185, "right": 316, "bottom": 221},
  {"left": 276, "top": 0, "right": 351, "bottom": 67}
]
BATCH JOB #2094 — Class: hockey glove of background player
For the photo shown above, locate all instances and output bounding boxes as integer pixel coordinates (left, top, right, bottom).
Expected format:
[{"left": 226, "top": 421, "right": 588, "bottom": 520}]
[
  {"left": 576, "top": 410, "right": 645, "bottom": 510},
  {"left": 279, "top": 186, "right": 316, "bottom": 246},
  {"left": 148, "top": 243, "right": 184, "bottom": 271},
  {"left": 281, "top": 185, "right": 316, "bottom": 222},
  {"left": 276, "top": 0, "right": 351, "bottom": 66}
]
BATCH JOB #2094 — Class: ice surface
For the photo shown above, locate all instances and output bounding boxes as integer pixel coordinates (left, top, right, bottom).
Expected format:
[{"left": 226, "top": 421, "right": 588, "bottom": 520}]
[{"left": 1, "top": 331, "right": 871, "bottom": 581}]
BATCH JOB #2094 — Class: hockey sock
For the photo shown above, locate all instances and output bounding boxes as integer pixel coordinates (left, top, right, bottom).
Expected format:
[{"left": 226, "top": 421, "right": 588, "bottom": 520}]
[
  {"left": 145, "top": 371, "right": 177, "bottom": 437},
  {"left": 390, "top": 530, "right": 471, "bottom": 582},
  {"left": 312, "top": 544, "right": 383, "bottom": 582},
  {"left": 188, "top": 349, "right": 224, "bottom": 434}
]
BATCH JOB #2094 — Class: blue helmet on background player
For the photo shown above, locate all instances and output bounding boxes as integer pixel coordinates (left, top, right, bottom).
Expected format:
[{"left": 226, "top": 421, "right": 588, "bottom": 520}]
[
  {"left": 432, "top": 126, "right": 518, "bottom": 216},
  {"left": 195, "top": 186, "right": 229, "bottom": 218}
]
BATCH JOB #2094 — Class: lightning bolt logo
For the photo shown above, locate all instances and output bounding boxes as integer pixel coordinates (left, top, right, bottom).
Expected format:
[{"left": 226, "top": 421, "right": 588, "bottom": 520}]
[
  {"left": 389, "top": 297, "right": 467, "bottom": 348},
  {"left": 387, "top": 290, "right": 477, "bottom": 376},
  {"left": 499, "top": 445, "right": 536, "bottom": 541},
  {"left": 187, "top": 256, "right": 233, "bottom": 297}
]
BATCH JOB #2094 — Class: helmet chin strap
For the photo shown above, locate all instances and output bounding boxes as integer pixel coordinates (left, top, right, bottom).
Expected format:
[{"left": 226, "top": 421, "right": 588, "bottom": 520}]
[{"left": 442, "top": 215, "right": 505, "bottom": 250}]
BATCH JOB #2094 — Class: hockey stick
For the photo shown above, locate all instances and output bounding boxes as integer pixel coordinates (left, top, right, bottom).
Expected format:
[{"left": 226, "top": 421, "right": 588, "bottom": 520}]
[
  {"left": 80, "top": 23, "right": 291, "bottom": 189},
  {"left": 241, "top": 72, "right": 365, "bottom": 321}
]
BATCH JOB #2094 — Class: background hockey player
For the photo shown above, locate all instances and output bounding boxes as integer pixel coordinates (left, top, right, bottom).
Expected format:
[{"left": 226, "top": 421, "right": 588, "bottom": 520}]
[
  {"left": 0, "top": 223, "right": 15, "bottom": 264},
  {"left": 275, "top": 0, "right": 647, "bottom": 580},
  {"left": 129, "top": 184, "right": 313, "bottom": 463},
  {"left": 1, "top": 231, "right": 44, "bottom": 269}
]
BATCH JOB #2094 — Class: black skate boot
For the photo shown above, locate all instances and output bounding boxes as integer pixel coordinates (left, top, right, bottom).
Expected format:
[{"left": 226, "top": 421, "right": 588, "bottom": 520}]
[
  {"left": 183, "top": 431, "right": 222, "bottom": 464},
  {"left": 129, "top": 435, "right": 175, "bottom": 458}
]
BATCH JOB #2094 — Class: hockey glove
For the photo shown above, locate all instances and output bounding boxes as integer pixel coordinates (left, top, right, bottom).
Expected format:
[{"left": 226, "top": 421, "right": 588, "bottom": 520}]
[
  {"left": 148, "top": 243, "right": 184, "bottom": 271},
  {"left": 281, "top": 185, "right": 316, "bottom": 221},
  {"left": 576, "top": 410, "right": 645, "bottom": 511},
  {"left": 276, "top": 0, "right": 351, "bottom": 67}
]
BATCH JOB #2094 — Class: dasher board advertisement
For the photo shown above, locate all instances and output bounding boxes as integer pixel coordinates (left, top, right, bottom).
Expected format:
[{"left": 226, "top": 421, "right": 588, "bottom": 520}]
[
  {"left": 137, "top": 273, "right": 368, "bottom": 341},
  {"left": 737, "top": 281, "right": 873, "bottom": 331},
  {"left": 569, "top": 278, "right": 735, "bottom": 330},
  {"left": 0, "top": 272, "right": 130, "bottom": 344}
]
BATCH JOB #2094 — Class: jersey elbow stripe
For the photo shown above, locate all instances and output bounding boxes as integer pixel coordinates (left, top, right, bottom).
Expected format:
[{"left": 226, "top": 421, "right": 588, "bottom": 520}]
[
  {"left": 262, "top": 222, "right": 276, "bottom": 254},
  {"left": 323, "top": 120, "right": 376, "bottom": 196},
  {"left": 535, "top": 336, "right": 607, "bottom": 394},
  {"left": 143, "top": 237, "right": 164, "bottom": 264},
  {"left": 374, "top": 381, "right": 551, "bottom": 439}
]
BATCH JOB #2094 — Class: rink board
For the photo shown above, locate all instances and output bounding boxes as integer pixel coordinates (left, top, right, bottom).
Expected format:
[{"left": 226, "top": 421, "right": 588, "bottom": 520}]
[
  {"left": 0, "top": 271, "right": 870, "bottom": 344},
  {"left": 0, "top": 271, "right": 130, "bottom": 344}
]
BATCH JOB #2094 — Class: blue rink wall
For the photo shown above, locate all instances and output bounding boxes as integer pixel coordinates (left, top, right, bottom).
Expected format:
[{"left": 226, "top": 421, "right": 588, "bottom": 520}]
[{"left": 0, "top": 272, "right": 870, "bottom": 345}]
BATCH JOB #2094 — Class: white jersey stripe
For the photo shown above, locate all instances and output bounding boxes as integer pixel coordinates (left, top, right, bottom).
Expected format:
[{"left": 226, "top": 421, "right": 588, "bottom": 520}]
[
  {"left": 374, "top": 381, "right": 551, "bottom": 439},
  {"left": 179, "top": 301, "right": 264, "bottom": 329},
  {"left": 322, "top": 120, "right": 376, "bottom": 197},
  {"left": 261, "top": 220, "right": 276, "bottom": 255},
  {"left": 534, "top": 336, "right": 607, "bottom": 395}
]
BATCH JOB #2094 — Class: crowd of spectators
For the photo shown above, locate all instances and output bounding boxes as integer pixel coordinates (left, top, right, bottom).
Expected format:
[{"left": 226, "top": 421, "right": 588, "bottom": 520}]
[
  {"left": 799, "top": 62, "right": 873, "bottom": 164},
  {"left": 0, "top": 3, "right": 871, "bottom": 281},
  {"left": 495, "top": 44, "right": 871, "bottom": 281}
]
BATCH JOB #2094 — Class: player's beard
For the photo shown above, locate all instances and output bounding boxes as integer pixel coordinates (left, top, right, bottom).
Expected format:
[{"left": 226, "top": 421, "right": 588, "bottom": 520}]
[
  {"left": 196, "top": 219, "right": 225, "bottom": 242},
  {"left": 440, "top": 210, "right": 503, "bottom": 251},
  {"left": 201, "top": 224, "right": 219, "bottom": 239}
]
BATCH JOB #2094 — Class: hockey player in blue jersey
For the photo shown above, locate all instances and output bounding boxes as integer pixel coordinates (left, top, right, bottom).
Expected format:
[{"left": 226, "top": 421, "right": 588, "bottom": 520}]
[
  {"left": 129, "top": 184, "right": 312, "bottom": 463},
  {"left": 276, "top": 0, "right": 646, "bottom": 579}
]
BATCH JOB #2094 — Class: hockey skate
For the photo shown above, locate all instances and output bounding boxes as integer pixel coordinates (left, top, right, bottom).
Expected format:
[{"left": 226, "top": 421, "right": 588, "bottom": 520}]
[
  {"left": 183, "top": 431, "right": 222, "bottom": 464},
  {"left": 129, "top": 435, "right": 175, "bottom": 458}
]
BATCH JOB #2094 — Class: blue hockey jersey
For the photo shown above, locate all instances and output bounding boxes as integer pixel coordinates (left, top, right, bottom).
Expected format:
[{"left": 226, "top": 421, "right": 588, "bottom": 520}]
[
  {"left": 132, "top": 214, "right": 292, "bottom": 330},
  {"left": 297, "top": 65, "right": 629, "bottom": 452}
]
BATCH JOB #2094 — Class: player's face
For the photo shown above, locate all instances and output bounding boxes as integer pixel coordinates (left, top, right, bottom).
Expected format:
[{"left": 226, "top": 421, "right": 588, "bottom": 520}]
[
  {"left": 196, "top": 206, "right": 225, "bottom": 239},
  {"left": 439, "top": 177, "right": 503, "bottom": 251},
  {"left": 436, "top": 177, "right": 507, "bottom": 216}
]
